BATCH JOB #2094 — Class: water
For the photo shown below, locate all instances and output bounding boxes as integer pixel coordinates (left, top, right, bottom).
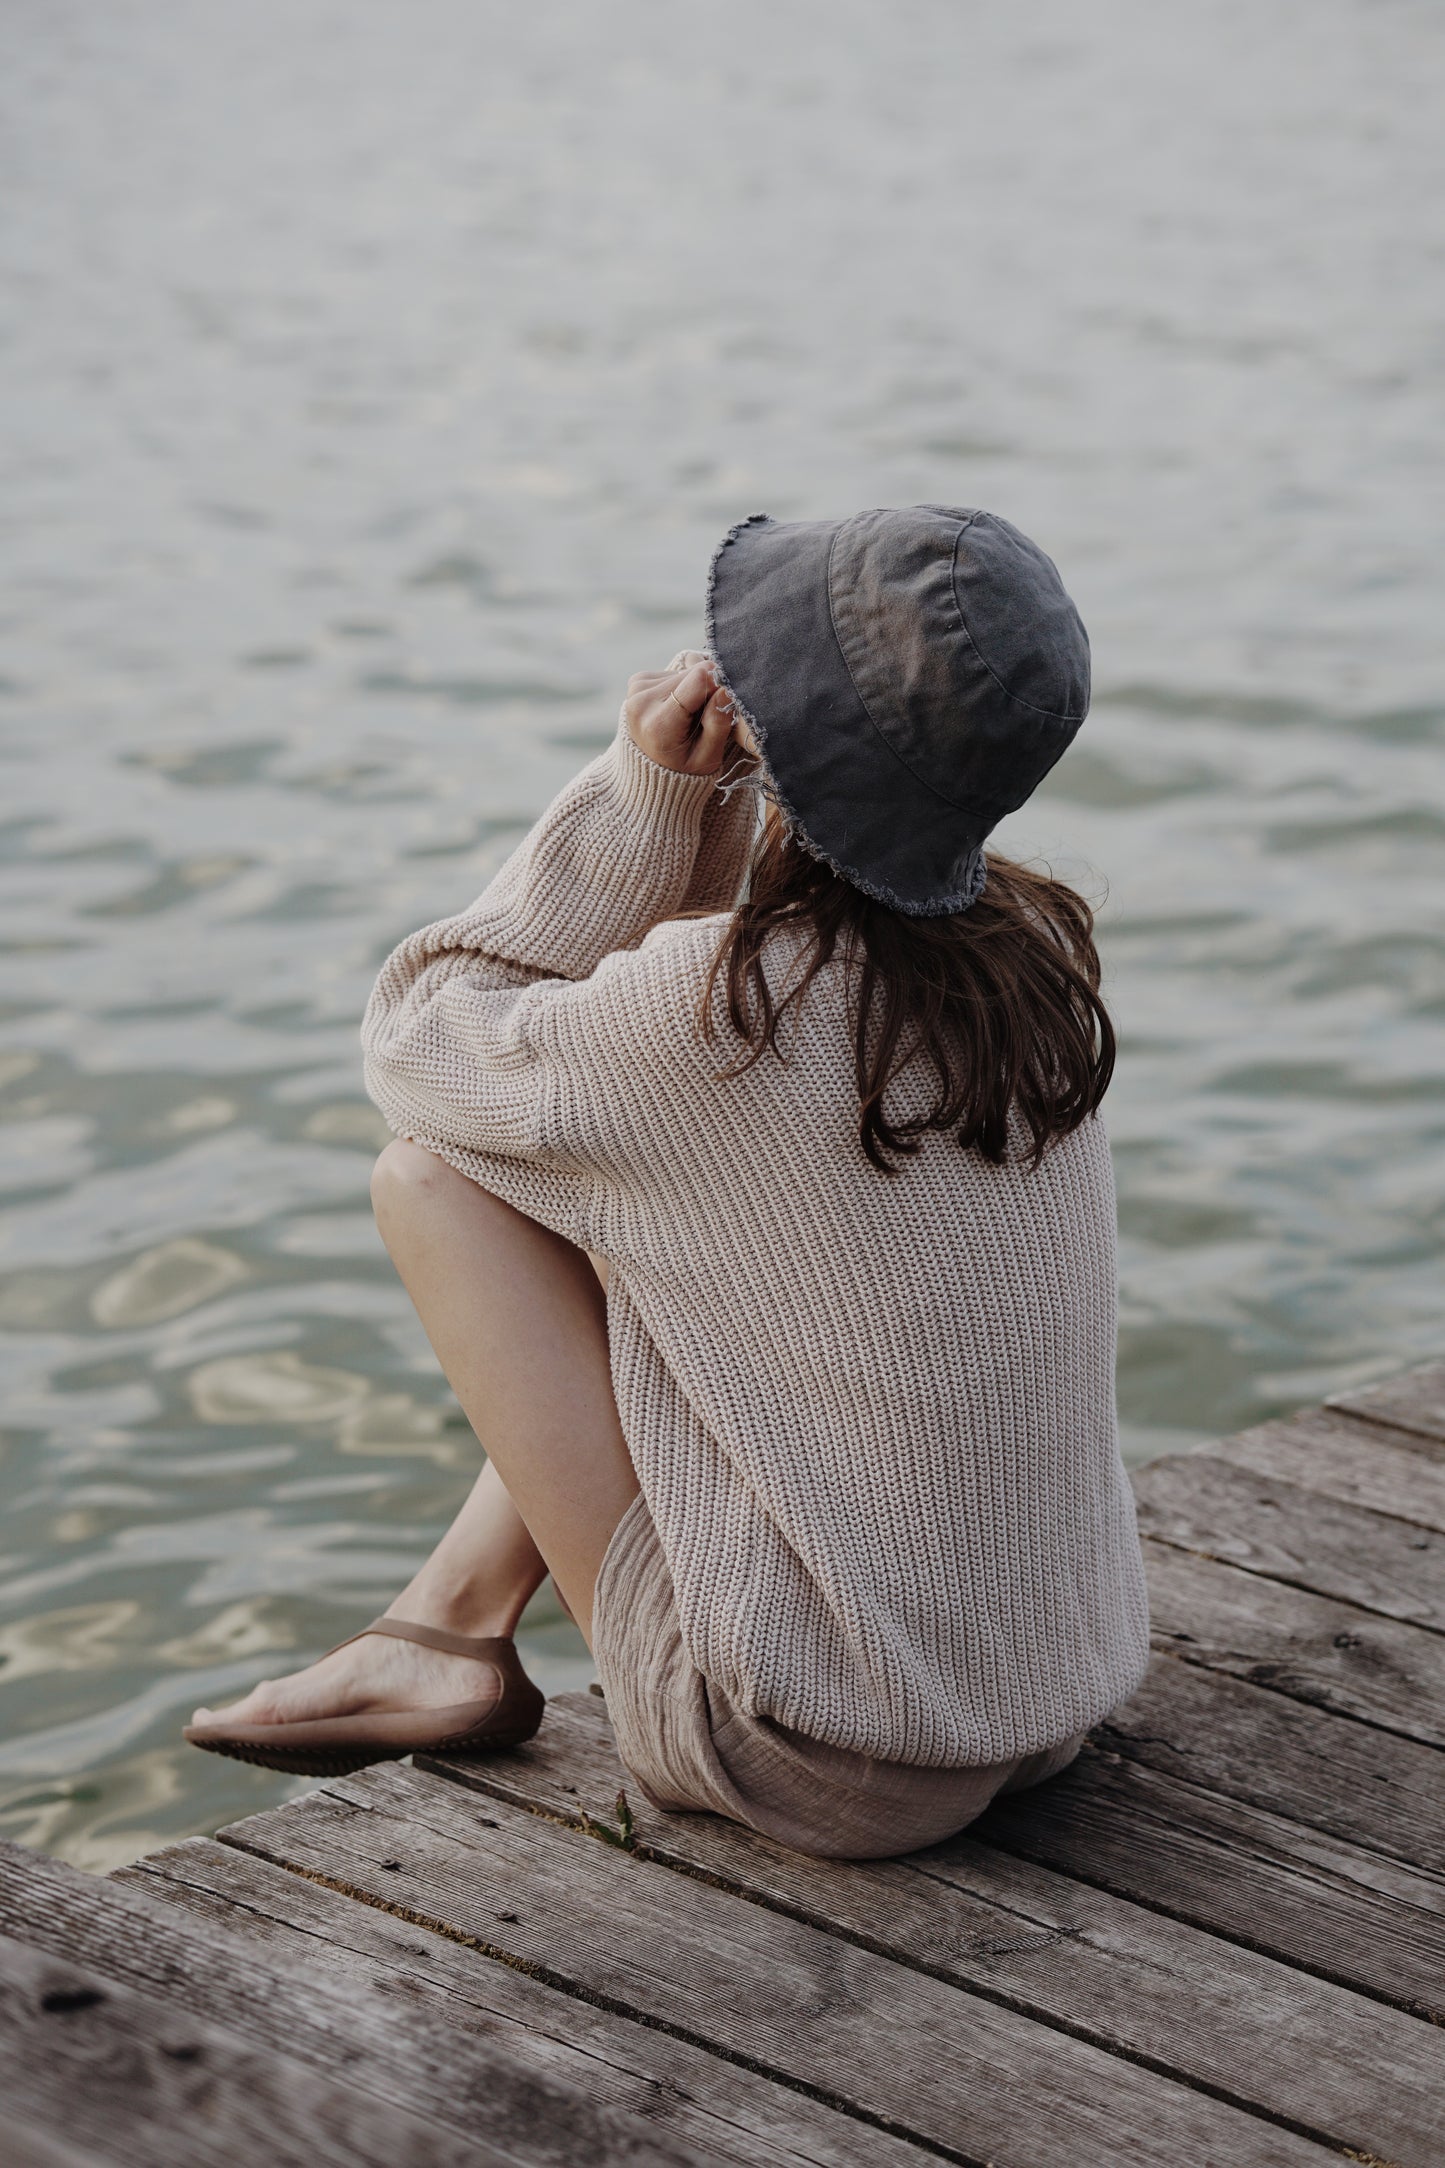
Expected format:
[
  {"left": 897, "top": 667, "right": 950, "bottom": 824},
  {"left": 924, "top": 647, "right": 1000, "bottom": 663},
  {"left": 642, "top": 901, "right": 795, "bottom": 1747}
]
[{"left": 2, "top": 0, "right": 1442, "bottom": 1870}]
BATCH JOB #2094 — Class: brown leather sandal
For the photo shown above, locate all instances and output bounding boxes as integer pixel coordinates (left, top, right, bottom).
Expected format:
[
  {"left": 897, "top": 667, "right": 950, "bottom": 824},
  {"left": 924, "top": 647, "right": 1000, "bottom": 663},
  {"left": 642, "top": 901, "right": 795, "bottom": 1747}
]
[{"left": 182, "top": 1617, "right": 546, "bottom": 1778}]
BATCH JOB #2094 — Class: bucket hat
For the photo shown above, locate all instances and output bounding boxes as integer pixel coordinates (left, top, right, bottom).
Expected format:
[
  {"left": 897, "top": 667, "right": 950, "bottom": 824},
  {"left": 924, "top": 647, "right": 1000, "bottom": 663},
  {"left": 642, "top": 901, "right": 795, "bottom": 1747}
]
[{"left": 705, "top": 505, "right": 1090, "bottom": 916}]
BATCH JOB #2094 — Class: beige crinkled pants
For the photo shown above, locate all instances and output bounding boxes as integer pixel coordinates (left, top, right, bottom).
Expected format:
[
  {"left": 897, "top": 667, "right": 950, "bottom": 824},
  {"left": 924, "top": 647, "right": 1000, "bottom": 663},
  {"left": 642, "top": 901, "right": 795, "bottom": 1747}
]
[{"left": 592, "top": 1492, "right": 1085, "bottom": 1860}]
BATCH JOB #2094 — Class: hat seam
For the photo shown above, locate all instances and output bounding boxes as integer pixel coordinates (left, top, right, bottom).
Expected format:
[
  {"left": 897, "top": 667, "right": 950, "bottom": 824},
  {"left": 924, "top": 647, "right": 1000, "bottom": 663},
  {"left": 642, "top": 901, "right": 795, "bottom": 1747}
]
[
  {"left": 825, "top": 517, "right": 987, "bottom": 823},
  {"left": 705, "top": 512, "right": 987, "bottom": 917},
  {"left": 948, "top": 515, "right": 1088, "bottom": 727}
]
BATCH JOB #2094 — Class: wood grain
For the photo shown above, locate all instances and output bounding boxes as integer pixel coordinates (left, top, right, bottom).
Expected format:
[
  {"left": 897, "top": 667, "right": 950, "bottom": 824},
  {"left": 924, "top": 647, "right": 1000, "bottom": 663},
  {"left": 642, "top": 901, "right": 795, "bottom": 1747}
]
[
  {"left": 119, "top": 1835, "right": 932, "bottom": 2168},
  {"left": 0, "top": 1837, "right": 698, "bottom": 2168},
  {"left": 1132, "top": 1452, "right": 1444, "bottom": 1627},
  {"left": 974, "top": 1740, "right": 1445, "bottom": 2020},
  {"left": 416, "top": 1694, "right": 1445, "bottom": 2165},
  {"left": 1095, "top": 1655, "right": 1445, "bottom": 1873},
  {"left": 0, "top": 1926, "right": 499, "bottom": 2168},
  {"left": 1208, "top": 1408, "right": 1445, "bottom": 1529},
  {"left": 7, "top": 1367, "right": 1445, "bottom": 2168},
  {"left": 9, "top": 2121, "right": 108, "bottom": 2168},
  {"left": 1328, "top": 1359, "right": 1445, "bottom": 1445},
  {"left": 1144, "top": 1538, "right": 1445, "bottom": 1745},
  {"left": 217, "top": 1759, "right": 1352, "bottom": 2168}
]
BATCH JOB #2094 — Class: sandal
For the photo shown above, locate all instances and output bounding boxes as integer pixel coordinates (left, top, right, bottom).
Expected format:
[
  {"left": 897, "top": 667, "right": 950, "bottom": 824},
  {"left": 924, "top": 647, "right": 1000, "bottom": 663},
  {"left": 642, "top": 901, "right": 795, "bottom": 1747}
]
[{"left": 183, "top": 1617, "right": 546, "bottom": 1777}]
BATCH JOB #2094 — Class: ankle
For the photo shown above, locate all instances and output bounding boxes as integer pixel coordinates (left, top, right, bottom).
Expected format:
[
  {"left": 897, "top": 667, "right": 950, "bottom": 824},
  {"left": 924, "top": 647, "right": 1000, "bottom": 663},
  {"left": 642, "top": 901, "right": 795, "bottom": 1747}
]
[{"left": 385, "top": 1580, "right": 522, "bottom": 1643}]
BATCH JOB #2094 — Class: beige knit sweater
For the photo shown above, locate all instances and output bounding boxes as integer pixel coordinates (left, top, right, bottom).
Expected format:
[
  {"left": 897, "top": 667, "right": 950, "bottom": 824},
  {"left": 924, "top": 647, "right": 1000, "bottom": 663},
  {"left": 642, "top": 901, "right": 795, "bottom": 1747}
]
[{"left": 362, "top": 722, "right": 1151, "bottom": 1766}]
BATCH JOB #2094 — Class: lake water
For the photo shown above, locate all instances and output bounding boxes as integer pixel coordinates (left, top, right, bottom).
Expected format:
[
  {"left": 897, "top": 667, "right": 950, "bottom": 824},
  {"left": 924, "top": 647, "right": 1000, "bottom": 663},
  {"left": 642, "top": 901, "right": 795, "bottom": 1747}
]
[{"left": 2, "top": 0, "right": 1442, "bottom": 1868}]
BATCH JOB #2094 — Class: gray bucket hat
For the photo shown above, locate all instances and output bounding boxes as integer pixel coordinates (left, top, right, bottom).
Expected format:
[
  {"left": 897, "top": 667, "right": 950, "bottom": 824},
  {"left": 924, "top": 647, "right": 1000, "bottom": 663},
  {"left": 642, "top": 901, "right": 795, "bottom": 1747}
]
[{"left": 705, "top": 504, "right": 1090, "bottom": 916}]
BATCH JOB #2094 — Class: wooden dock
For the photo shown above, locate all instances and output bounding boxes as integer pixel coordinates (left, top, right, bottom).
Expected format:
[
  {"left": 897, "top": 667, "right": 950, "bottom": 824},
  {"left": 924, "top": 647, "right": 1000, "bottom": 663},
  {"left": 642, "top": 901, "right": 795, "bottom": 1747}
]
[{"left": 3, "top": 1360, "right": 1443, "bottom": 2167}]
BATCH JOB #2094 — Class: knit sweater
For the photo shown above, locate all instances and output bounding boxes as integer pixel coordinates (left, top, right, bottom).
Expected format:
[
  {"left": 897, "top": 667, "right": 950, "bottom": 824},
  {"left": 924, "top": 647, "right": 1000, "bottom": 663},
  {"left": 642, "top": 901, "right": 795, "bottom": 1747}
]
[{"left": 362, "top": 722, "right": 1151, "bottom": 1766}]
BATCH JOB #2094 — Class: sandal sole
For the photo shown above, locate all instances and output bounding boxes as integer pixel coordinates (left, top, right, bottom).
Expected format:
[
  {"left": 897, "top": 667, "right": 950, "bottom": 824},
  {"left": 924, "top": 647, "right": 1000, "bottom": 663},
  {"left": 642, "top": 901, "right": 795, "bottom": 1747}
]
[{"left": 187, "top": 1721, "right": 543, "bottom": 1780}]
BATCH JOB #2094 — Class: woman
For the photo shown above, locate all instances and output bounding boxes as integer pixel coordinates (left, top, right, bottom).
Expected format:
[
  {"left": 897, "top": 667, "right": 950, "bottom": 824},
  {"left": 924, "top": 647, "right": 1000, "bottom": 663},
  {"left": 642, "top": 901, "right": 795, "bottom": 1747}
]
[{"left": 188, "top": 504, "right": 1151, "bottom": 1860}]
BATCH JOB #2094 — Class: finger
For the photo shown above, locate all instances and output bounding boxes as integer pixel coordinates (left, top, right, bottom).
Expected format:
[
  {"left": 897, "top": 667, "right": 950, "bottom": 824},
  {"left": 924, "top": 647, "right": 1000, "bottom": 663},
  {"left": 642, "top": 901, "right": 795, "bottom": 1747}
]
[
  {"left": 631, "top": 656, "right": 709, "bottom": 687},
  {"left": 622, "top": 661, "right": 713, "bottom": 756},
  {"left": 654, "top": 660, "right": 714, "bottom": 724},
  {"left": 690, "top": 686, "right": 738, "bottom": 770},
  {"left": 628, "top": 665, "right": 701, "bottom": 694}
]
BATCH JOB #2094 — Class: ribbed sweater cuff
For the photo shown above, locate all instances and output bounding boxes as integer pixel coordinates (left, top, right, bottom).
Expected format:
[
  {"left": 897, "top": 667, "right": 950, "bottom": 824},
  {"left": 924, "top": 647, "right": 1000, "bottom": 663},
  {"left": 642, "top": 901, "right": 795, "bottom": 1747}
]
[{"left": 606, "top": 722, "right": 724, "bottom": 841}]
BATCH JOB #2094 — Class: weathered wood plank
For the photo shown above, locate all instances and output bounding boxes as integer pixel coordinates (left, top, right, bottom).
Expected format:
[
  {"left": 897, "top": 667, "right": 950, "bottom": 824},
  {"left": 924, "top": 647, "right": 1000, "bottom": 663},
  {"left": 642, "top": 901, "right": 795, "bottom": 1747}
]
[
  {"left": 10, "top": 2122, "right": 103, "bottom": 2168},
  {"left": 10, "top": 2133, "right": 99, "bottom": 2168},
  {"left": 219, "top": 1761, "right": 1353, "bottom": 2168},
  {"left": 416, "top": 1694, "right": 1445, "bottom": 2165},
  {"left": 118, "top": 1836, "right": 932, "bottom": 2168},
  {"left": 0, "top": 1838, "right": 699, "bottom": 2168},
  {"left": 974, "top": 1743, "right": 1445, "bottom": 2020},
  {"left": 11, "top": 2124, "right": 102, "bottom": 2159},
  {"left": 1132, "top": 1453, "right": 1444, "bottom": 1627},
  {"left": 1208, "top": 1408, "right": 1445, "bottom": 1529},
  {"left": 1328, "top": 1359, "right": 1445, "bottom": 1445},
  {"left": 1144, "top": 1538, "right": 1445, "bottom": 1746},
  {"left": 1096, "top": 1654, "right": 1445, "bottom": 1873},
  {"left": 444, "top": 1693, "right": 1445, "bottom": 2020},
  {"left": 0, "top": 1925, "right": 497, "bottom": 2168}
]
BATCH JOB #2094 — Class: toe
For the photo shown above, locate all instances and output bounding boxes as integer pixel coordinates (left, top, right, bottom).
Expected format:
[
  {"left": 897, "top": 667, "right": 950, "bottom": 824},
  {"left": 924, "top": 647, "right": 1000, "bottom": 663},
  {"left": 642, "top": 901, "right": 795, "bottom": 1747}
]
[{"left": 196, "top": 1683, "right": 269, "bottom": 1727}]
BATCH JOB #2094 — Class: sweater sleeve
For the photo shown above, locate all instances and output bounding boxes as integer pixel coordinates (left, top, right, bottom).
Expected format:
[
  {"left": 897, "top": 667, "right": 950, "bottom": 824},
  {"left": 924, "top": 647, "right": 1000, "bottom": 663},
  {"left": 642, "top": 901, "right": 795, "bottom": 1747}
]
[{"left": 360, "top": 722, "right": 747, "bottom": 1241}]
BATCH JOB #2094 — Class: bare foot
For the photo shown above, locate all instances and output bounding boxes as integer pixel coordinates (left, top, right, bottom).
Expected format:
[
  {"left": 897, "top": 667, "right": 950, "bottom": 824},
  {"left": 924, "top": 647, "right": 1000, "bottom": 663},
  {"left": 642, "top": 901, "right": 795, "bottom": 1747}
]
[{"left": 191, "top": 1628, "right": 503, "bottom": 1729}]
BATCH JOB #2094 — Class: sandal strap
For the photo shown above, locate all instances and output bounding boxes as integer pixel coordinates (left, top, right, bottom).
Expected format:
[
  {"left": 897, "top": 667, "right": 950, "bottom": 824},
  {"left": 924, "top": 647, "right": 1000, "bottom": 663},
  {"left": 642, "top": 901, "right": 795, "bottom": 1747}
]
[{"left": 329, "top": 1617, "right": 515, "bottom": 1663}]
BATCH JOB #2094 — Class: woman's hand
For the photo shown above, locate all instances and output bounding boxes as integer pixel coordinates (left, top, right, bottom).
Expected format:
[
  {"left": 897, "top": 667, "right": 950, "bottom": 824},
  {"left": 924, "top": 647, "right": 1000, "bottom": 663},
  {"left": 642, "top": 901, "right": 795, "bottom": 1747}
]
[{"left": 623, "top": 649, "right": 737, "bottom": 775}]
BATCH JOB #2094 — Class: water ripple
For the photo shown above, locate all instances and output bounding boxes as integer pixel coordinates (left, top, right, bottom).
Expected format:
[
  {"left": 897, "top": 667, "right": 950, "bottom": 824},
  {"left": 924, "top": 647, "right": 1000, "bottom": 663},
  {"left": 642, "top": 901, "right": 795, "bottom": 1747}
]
[{"left": 2, "top": 0, "right": 1442, "bottom": 1867}]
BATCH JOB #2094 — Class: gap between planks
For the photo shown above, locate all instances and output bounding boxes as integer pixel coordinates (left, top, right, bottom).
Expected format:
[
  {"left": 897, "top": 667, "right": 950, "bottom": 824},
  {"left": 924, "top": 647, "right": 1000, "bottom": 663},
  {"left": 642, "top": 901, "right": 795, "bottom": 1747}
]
[
  {"left": 1142, "top": 1537, "right": 1445, "bottom": 1749},
  {"left": 16, "top": 1359, "right": 1445, "bottom": 2167},
  {"left": 216, "top": 1762, "right": 1362, "bottom": 2168},
  {"left": 120, "top": 1834, "right": 934, "bottom": 2168},
  {"left": 421, "top": 1673, "right": 1445, "bottom": 2024},
  {"left": 1327, "top": 1361, "right": 1445, "bottom": 1448},
  {"left": 1132, "top": 1454, "right": 1443, "bottom": 1634},
  {"left": 0, "top": 1920, "right": 521, "bottom": 2168},
  {"left": 406, "top": 1691, "right": 1445, "bottom": 2164}
]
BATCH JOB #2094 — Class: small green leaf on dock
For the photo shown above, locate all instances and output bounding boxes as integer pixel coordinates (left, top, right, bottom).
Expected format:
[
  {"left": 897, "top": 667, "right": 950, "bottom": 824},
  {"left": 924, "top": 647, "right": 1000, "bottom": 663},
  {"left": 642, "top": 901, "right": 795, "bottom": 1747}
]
[{"left": 582, "top": 1788, "right": 636, "bottom": 1851}]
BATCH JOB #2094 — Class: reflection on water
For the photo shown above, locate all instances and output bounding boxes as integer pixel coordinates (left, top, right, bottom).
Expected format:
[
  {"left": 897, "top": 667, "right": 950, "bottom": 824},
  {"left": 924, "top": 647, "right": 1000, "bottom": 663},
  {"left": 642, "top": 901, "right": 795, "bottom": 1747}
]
[
  {"left": 2, "top": 0, "right": 1443, "bottom": 1866},
  {"left": 92, "top": 1238, "right": 250, "bottom": 1328}
]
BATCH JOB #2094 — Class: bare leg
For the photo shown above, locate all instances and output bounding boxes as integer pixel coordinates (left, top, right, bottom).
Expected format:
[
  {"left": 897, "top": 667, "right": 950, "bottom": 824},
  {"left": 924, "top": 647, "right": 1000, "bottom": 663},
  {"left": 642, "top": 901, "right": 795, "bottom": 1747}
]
[
  {"left": 193, "top": 1141, "right": 637, "bottom": 1727},
  {"left": 371, "top": 1142, "right": 638, "bottom": 1636}
]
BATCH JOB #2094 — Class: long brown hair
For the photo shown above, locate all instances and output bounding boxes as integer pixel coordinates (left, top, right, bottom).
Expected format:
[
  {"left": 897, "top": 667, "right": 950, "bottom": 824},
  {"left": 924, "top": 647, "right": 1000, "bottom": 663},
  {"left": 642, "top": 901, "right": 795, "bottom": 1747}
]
[{"left": 702, "top": 822, "right": 1114, "bottom": 1175}]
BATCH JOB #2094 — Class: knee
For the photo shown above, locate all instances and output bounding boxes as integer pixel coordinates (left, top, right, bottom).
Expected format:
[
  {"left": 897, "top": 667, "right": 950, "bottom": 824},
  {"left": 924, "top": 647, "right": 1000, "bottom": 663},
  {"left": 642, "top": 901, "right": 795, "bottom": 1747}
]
[{"left": 370, "top": 1137, "right": 458, "bottom": 1226}]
